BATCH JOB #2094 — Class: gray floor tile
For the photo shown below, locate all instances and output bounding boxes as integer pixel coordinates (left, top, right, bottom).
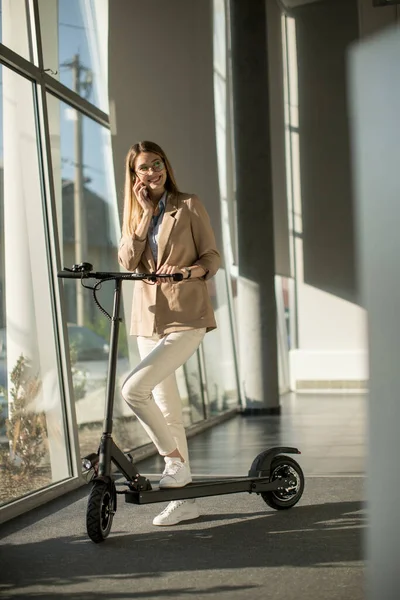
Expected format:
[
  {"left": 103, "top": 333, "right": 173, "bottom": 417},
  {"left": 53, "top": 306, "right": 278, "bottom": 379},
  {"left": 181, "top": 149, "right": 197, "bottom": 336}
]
[{"left": 138, "top": 392, "right": 367, "bottom": 477}]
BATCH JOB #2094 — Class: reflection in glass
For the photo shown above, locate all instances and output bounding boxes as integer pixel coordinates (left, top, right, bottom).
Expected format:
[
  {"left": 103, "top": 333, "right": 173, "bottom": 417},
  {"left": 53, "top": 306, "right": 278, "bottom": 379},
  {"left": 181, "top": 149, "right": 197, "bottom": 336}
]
[
  {"left": 202, "top": 270, "right": 239, "bottom": 415},
  {"left": 39, "top": 0, "right": 109, "bottom": 112},
  {"left": 184, "top": 352, "right": 205, "bottom": 424},
  {"left": 1, "top": 0, "right": 31, "bottom": 60},
  {"left": 0, "top": 66, "right": 71, "bottom": 507},
  {"left": 176, "top": 366, "right": 193, "bottom": 428}
]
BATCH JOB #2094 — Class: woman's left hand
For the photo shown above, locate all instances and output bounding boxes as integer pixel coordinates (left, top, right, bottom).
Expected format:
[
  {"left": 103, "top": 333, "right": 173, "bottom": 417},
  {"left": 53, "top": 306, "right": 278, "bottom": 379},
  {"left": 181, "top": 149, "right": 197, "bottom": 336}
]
[{"left": 155, "top": 264, "right": 187, "bottom": 284}]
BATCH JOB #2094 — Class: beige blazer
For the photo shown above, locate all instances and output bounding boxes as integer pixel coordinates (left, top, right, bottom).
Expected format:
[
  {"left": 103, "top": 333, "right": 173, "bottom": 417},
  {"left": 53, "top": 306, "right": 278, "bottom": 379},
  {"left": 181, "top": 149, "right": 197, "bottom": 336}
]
[{"left": 118, "top": 191, "right": 221, "bottom": 336}]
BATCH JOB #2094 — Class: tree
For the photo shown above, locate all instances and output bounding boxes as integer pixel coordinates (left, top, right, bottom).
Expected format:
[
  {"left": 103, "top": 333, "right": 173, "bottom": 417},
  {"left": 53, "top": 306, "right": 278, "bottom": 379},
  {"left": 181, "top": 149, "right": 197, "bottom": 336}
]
[{"left": 0, "top": 355, "right": 47, "bottom": 476}]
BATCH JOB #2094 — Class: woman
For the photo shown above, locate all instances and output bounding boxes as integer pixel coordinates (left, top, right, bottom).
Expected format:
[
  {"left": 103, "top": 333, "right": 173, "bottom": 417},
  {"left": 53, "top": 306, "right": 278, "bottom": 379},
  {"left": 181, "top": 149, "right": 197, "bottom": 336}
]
[{"left": 118, "top": 141, "right": 220, "bottom": 526}]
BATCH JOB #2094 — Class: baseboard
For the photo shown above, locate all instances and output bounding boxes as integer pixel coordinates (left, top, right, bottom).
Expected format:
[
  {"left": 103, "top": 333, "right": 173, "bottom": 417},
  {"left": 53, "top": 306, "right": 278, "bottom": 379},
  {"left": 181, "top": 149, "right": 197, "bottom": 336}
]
[
  {"left": 240, "top": 406, "right": 281, "bottom": 416},
  {"left": 295, "top": 380, "right": 368, "bottom": 392}
]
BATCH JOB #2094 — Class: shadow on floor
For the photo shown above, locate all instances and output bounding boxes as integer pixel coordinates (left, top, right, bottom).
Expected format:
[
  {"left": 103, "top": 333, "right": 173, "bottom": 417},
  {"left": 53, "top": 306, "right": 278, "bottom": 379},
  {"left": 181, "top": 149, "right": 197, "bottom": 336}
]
[{"left": 0, "top": 498, "right": 366, "bottom": 598}]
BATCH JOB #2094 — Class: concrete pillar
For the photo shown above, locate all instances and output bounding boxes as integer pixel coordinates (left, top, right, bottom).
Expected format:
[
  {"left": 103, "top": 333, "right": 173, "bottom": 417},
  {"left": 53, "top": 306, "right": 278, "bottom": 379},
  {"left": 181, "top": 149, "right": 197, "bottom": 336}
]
[
  {"left": 229, "top": 0, "right": 279, "bottom": 413},
  {"left": 266, "top": 0, "right": 291, "bottom": 279},
  {"left": 349, "top": 24, "right": 400, "bottom": 600}
]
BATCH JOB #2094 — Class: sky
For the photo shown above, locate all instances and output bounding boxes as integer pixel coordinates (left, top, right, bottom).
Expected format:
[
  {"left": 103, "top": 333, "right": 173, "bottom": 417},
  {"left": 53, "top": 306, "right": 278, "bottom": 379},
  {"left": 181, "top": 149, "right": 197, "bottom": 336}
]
[
  {"left": 0, "top": 0, "right": 111, "bottom": 201},
  {"left": 57, "top": 0, "right": 110, "bottom": 200}
]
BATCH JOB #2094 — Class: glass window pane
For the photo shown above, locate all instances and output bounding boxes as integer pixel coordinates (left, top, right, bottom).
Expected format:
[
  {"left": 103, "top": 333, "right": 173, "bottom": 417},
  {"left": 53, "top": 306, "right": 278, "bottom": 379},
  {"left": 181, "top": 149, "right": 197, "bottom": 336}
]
[
  {"left": 39, "top": 0, "right": 109, "bottom": 113},
  {"left": 202, "top": 270, "right": 239, "bottom": 415},
  {"left": 1, "top": 0, "right": 31, "bottom": 60},
  {"left": 0, "top": 66, "right": 72, "bottom": 508},
  {"left": 176, "top": 366, "right": 195, "bottom": 428},
  {"left": 47, "top": 95, "right": 151, "bottom": 455},
  {"left": 183, "top": 353, "right": 206, "bottom": 424}
]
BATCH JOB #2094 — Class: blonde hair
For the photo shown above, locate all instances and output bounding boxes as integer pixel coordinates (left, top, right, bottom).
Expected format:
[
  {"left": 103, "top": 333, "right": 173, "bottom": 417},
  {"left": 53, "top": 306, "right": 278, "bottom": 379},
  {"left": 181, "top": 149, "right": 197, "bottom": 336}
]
[{"left": 122, "top": 141, "right": 179, "bottom": 237}]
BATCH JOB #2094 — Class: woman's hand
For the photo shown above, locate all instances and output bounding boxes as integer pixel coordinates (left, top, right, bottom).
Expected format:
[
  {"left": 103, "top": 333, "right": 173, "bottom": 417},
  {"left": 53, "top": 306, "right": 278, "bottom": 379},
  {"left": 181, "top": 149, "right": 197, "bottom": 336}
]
[
  {"left": 155, "top": 264, "right": 188, "bottom": 284},
  {"left": 133, "top": 178, "right": 153, "bottom": 214}
]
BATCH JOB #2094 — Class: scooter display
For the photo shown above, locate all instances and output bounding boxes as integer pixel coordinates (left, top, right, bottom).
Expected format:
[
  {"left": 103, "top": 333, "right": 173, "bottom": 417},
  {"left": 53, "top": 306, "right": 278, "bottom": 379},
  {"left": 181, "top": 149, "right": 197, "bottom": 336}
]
[{"left": 58, "top": 263, "right": 305, "bottom": 543}]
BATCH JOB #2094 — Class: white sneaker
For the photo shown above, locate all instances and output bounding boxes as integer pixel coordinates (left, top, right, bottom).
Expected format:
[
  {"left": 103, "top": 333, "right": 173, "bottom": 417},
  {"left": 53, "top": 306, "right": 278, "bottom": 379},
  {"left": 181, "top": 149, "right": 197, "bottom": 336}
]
[
  {"left": 152, "top": 499, "right": 199, "bottom": 526},
  {"left": 159, "top": 458, "right": 192, "bottom": 489}
]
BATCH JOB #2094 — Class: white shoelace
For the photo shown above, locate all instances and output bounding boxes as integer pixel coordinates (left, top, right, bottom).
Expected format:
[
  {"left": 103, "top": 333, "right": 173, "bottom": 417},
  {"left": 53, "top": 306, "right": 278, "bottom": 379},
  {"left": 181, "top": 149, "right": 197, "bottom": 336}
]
[
  {"left": 160, "top": 500, "right": 185, "bottom": 516},
  {"left": 162, "top": 460, "right": 184, "bottom": 477}
]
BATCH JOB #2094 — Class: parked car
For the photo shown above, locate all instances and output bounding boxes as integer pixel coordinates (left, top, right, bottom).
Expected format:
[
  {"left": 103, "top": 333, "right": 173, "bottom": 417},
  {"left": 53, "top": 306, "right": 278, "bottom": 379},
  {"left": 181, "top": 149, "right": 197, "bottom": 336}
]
[
  {"left": 0, "top": 385, "right": 6, "bottom": 441},
  {"left": 67, "top": 324, "right": 111, "bottom": 362},
  {"left": 0, "top": 328, "right": 6, "bottom": 365},
  {"left": 0, "top": 330, "right": 7, "bottom": 440},
  {"left": 67, "top": 323, "right": 129, "bottom": 397}
]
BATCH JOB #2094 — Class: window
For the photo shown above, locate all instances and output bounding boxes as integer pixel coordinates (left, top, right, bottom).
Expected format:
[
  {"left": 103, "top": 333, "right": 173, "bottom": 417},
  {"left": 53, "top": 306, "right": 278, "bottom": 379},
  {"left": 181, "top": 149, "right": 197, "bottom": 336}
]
[
  {"left": 39, "top": 0, "right": 109, "bottom": 112},
  {"left": 0, "top": 65, "right": 72, "bottom": 507}
]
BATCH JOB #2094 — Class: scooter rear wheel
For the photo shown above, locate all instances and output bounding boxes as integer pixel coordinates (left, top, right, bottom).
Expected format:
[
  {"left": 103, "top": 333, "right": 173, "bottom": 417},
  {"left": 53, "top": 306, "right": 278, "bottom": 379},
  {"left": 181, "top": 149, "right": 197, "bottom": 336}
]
[
  {"left": 86, "top": 480, "right": 115, "bottom": 543},
  {"left": 261, "top": 455, "right": 304, "bottom": 510}
]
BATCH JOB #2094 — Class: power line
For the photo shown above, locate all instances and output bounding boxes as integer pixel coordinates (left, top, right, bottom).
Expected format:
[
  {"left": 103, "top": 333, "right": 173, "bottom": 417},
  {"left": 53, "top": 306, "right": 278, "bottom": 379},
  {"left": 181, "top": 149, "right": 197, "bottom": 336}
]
[
  {"left": 59, "top": 22, "right": 98, "bottom": 34},
  {"left": 61, "top": 157, "right": 105, "bottom": 175},
  {"left": 59, "top": 22, "right": 87, "bottom": 31}
]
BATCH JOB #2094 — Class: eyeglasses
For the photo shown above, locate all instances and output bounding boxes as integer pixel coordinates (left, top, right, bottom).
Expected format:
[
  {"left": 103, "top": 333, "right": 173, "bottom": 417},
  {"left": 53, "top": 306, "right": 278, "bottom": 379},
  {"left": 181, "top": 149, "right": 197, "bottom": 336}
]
[{"left": 136, "top": 159, "right": 165, "bottom": 176}]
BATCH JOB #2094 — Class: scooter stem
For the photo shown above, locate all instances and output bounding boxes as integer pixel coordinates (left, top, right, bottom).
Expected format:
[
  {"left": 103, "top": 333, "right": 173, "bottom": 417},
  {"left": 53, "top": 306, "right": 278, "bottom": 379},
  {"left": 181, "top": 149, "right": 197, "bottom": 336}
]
[{"left": 103, "top": 278, "right": 122, "bottom": 434}]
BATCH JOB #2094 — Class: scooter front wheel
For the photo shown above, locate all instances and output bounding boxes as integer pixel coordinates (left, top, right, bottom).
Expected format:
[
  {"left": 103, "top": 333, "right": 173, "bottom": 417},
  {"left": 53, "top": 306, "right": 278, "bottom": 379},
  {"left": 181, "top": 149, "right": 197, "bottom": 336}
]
[
  {"left": 86, "top": 479, "right": 116, "bottom": 543},
  {"left": 261, "top": 455, "right": 304, "bottom": 510}
]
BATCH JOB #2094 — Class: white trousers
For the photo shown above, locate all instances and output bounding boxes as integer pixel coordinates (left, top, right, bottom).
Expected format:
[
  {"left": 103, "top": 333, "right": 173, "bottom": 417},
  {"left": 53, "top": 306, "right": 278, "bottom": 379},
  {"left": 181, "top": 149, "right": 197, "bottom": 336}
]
[{"left": 121, "top": 328, "right": 206, "bottom": 465}]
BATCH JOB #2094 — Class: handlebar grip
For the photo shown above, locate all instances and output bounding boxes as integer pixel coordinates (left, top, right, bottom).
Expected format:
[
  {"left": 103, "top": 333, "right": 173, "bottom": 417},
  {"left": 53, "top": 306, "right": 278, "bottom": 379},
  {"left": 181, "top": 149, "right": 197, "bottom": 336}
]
[{"left": 147, "top": 272, "right": 183, "bottom": 282}]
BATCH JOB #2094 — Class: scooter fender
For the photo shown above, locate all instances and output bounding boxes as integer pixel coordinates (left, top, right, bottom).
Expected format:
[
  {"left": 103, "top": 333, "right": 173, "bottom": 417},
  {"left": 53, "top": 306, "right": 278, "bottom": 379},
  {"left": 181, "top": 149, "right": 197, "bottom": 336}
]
[
  {"left": 248, "top": 447, "right": 301, "bottom": 478},
  {"left": 92, "top": 475, "right": 112, "bottom": 485},
  {"left": 91, "top": 475, "right": 117, "bottom": 512}
]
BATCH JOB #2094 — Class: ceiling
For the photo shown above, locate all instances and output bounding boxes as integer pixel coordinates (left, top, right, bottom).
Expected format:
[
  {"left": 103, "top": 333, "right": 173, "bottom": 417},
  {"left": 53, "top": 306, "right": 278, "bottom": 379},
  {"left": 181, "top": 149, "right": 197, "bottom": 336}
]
[{"left": 279, "top": 0, "right": 323, "bottom": 8}]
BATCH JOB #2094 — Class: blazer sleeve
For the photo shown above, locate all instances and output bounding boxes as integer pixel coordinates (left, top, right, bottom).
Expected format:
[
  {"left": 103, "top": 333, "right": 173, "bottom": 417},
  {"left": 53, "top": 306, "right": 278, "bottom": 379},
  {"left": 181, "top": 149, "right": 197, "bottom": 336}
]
[
  {"left": 189, "top": 195, "right": 221, "bottom": 280},
  {"left": 118, "top": 234, "right": 147, "bottom": 271}
]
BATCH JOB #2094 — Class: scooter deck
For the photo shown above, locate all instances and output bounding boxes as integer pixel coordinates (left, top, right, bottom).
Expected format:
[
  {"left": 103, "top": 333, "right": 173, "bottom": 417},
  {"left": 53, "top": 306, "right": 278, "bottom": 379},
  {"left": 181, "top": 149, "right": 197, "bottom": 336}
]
[{"left": 123, "top": 475, "right": 292, "bottom": 504}]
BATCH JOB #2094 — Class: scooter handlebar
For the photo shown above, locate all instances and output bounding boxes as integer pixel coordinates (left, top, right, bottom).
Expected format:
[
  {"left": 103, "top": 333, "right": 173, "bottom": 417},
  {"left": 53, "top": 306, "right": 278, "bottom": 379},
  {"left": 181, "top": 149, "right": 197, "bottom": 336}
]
[{"left": 57, "top": 268, "right": 184, "bottom": 282}]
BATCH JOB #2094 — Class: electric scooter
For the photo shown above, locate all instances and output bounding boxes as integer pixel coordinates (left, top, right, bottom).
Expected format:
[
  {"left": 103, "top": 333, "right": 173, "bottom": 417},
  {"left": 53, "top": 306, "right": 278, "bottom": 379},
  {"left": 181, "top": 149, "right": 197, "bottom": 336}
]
[{"left": 58, "top": 262, "right": 305, "bottom": 544}]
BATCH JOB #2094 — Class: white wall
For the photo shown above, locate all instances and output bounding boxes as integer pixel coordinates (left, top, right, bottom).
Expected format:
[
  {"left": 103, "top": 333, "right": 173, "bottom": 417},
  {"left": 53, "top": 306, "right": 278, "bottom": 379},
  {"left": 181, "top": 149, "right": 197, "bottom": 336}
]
[
  {"left": 291, "top": 288, "right": 368, "bottom": 388},
  {"left": 291, "top": 239, "right": 368, "bottom": 388},
  {"left": 287, "top": 0, "right": 398, "bottom": 389},
  {"left": 108, "top": 0, "right": 222, "bottom": 243}
]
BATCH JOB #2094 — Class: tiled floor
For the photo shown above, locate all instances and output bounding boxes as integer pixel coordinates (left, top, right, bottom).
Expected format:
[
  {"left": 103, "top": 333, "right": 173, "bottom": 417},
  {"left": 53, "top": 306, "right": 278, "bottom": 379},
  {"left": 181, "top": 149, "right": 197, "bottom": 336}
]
[
  {"left": 0, "top": 392, "right": 366, "bottom": 600},
  {"left": 138, "top": 392, "right": 367, "bottom": 477}
]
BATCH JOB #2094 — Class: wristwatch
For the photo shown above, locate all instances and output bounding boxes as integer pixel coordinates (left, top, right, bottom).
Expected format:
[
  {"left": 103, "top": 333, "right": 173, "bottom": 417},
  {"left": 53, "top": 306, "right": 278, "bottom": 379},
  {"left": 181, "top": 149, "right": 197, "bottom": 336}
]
[{"left": 183, "top": 267, "right": 192, "bottom": 279}]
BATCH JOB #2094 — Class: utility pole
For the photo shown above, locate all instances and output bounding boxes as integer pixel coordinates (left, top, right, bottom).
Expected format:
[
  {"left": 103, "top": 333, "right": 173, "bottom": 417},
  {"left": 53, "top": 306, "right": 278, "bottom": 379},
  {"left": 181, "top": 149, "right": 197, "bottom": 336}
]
[{"left": 62, "top": 54, "right": 92, "bottom": 326}]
